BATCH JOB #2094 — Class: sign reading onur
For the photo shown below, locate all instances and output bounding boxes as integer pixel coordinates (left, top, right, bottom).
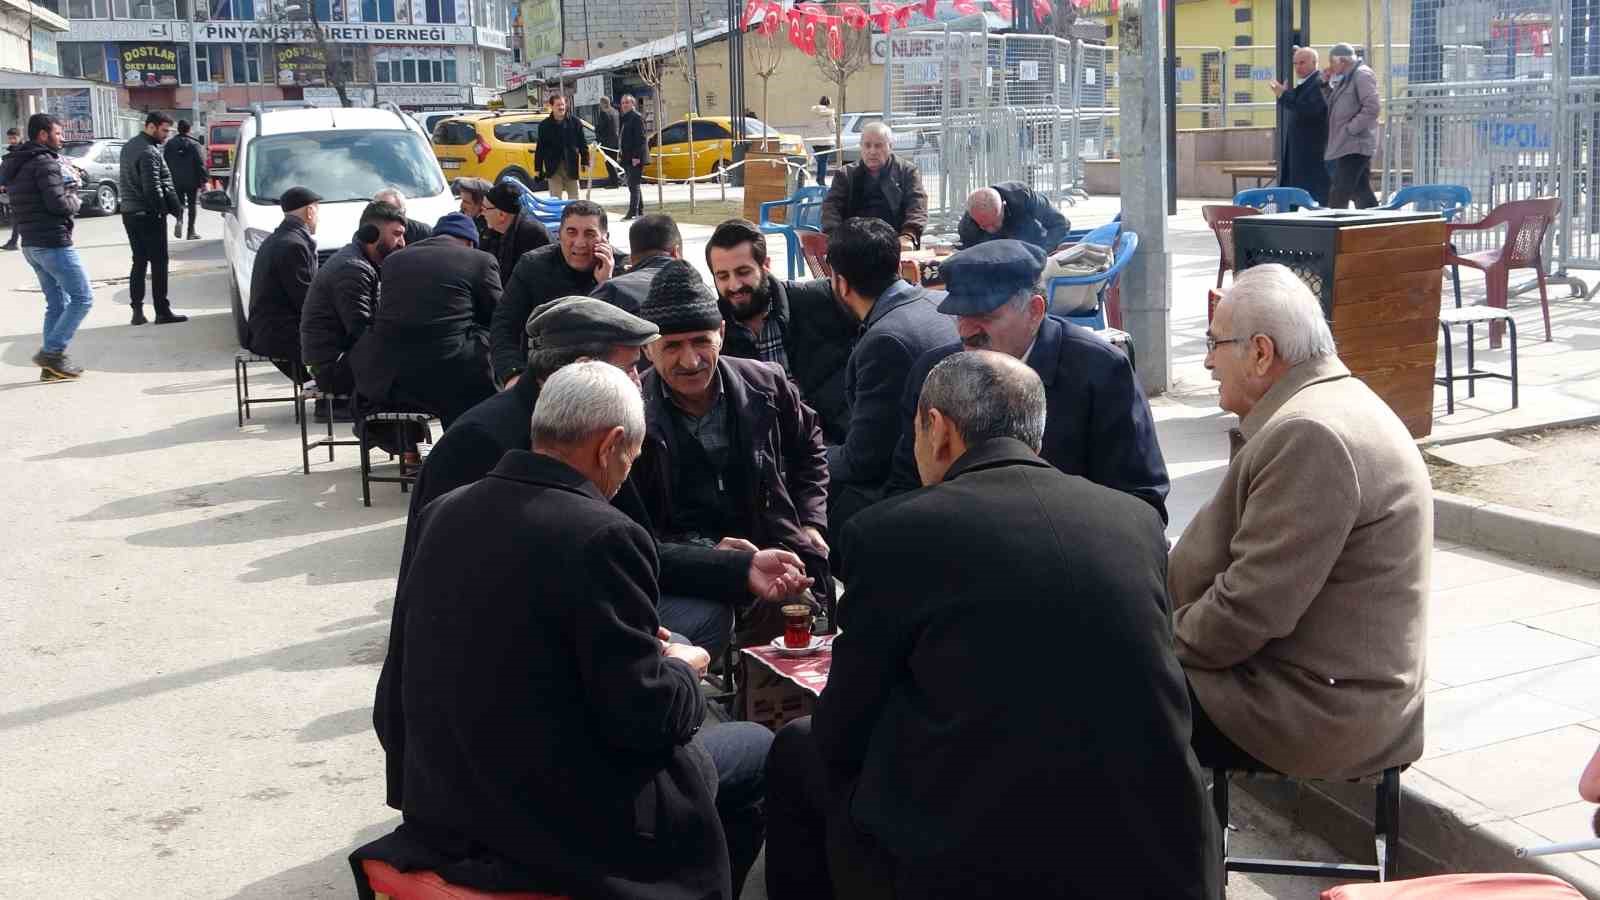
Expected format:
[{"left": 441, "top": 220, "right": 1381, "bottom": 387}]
[{"left": 120, "top": 42, "right": 179, "bottom": 87}]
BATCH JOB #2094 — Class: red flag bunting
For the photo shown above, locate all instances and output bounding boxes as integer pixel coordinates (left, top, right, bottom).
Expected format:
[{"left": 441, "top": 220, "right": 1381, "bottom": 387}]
[
  {"left": 894, "top": 3, "right": 913, "bottom": 26},
  {"left": 802, "top": 20, "right": 819, "bottom": 54},
  {"left": 799, "top": 2, "right": 826, "bottom": 23},
  {"left": 991, "top": 0, "right": 1012, "bottom": 17},
  {"left": 873, "top": 1, "right": 898, "bottom": 29},
  {"left": 840, "top": 2, "right": 869, "bottom": 28},
  {"left": 759, "top": 7, "right": 780, "bottom": 34},
  {"left": 828, "top": 20, "right": 844, "bottom": 58},
  {"left": 920, "top": 0, "right": 937, "bottom": 17},
  {"left": 1032, "top": 0, "right": 1051, "bottom": 19},
  {"left": 953, "top": 0, "right": 979, "bottom": 14},
  {"left": 740, "top": 0, "right": 761, "bottom": 28}
]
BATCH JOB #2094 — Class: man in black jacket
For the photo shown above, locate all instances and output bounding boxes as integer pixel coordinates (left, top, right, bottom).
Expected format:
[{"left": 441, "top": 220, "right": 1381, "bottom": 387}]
[
  {"left": 957, "top": 181, "right": 1070, "bottom": 252},
  {"left": 1, "top": 126, "right": 20, "bottom": 251},
  {"left": 631, "top": 261, "right": 833, "bottom": 653},
  {"left": 595, "top": 95, "right": 622, "bottom": 188},
  {"left": 886, "top": 239, "right": 1171, "bottom": 522},
  {"left": 536, "top": 94, "right": 588, "bottom": 200},
  {"left": 590, "top": 213, "right": 680, "bottom": 315},
  {"left": 162, "top": 119, "right": 207, "bottom": 240},
  {"left": 492, "top": 199, "right": 614, "bottom": 385},
  {"left": 246, "top": 186, "right": 320, "bottom": 384},
  {"left": 620, "top": 94, "right": 648, "bottom": 219},
  {"left": 765, "top": 351, "right": 1222, "bottom": 900},
  {"left": 300, "top": 200, "right": 407, "bottom": 398},
  {"left": 374, "top": 186, "right": 433, "bottom": 246},
  {"left": 820, "top": 122, "right": 927, "bottom": 249},
  {"left": 4, "top": 113, "right": 92, "bottom": 381},
  {"left": 705, "top": 219, "right": 857, "bottom": 443},
  {"left": 349, "top": 212, "right": 500, "bottom": 430},
  {"left": 119, "top": 111, "right": 187, "bottom": 326},
  {"left": 358, "top": 361, "right": 773, "bottom": 900},
  {"left": 480, "top": 180, "right": 549, "bottom": 289},
  {"left": 825, "top": 217, "right": 956, "bottom": 538},
  {"left": 1270, "top": 46, "right": 1332, "bottom": 204}
]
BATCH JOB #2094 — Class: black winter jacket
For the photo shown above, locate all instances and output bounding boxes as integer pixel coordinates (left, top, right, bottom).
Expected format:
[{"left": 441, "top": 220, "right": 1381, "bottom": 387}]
[
  {"left": 492, "top": 242, "right": 596, "bottom": 382},
  {"left": 492, "top": 213, "right": 551, "bottom": 289},
  {"left": 246, "top": 216, "right": 318, "bottom": 361},
  {"left": 718, "top": 272, "right": 857, "bottom": 444},
  {"left": 620, "top": 109, "right": 647, "bottom": 164},
  {"left": 301, "top": 240, "right": 379, "bottom": 366},
  {"left": 162, "top": 133, "right": 207, "bottom": 192},
  {"left": 956, "top": 180, "right": 1071, "bottom": 252},
  {"left": 820, "top": 154, "right": 928, "bottom": 245},
  {"left": 589, "top": 252, "right": 671, "bottom": 315},
  {"left": 119, "top": 132, "right": 179, "bottom": 216},
  {"left": 0, "top": 141, "right": 78, "bottom": 248},
  {"left": 535, "top": 114, "right": 589, "bottom": 181}
]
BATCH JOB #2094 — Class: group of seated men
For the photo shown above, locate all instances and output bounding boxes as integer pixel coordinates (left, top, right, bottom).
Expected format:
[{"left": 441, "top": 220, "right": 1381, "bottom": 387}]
[{"left": 303, "top": 166, "right": 1431, "bottom": 898}]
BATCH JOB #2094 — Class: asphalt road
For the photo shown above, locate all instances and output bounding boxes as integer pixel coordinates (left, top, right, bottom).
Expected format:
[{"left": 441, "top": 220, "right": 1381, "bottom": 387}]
[{"left": 2, "top": 207, "right": 1347, "bottom": 898}]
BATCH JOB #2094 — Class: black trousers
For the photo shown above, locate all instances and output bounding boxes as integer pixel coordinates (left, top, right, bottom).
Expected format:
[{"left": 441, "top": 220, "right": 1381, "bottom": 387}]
[
  {"left": 1187, "top": 678, "right": 1269, "bottom": 771},
  {"left": 626, "top": 162, "right": 645, "bottom": 217},
  {"left": 177, "top": 188, "right": 199, "bottom": 234},
  {"left": 1328, "top": 153, "right": 1379, "bottom": 211},
  {"left": 123, "top": 212, "right": 171, "bottom": 311}
]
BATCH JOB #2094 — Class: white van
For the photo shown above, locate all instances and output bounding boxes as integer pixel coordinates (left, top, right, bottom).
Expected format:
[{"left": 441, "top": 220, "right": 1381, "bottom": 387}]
[{"left": 202, "top": 103, "right": 456, "bottom": 347}]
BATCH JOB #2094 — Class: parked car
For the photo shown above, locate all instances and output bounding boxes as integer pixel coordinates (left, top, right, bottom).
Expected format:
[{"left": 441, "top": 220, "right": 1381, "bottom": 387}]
[
  {"left": 419, "top": 108, "right": 488, "bottom": 138},
  {"left": 207, "top": 115, "right": 245, "bottom": 188},
  {"left": 646, "top": 115, "right": 808, "bottom": 182},
  {"left": 835, "top": 112, "right": 918, "bottom": 165},
  {"left": 430, "top": 110, "right": 609, "bottom": 191},
  {"left": 201, "top": 104, "right": 455, "bottom": 348},
  {"left": 61, "top": 138, "right": 124, "bottom": 215}
]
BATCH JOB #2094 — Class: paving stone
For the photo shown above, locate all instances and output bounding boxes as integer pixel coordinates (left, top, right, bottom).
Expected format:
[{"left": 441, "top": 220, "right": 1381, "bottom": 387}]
[
  {"left": 1424, "top": 678, "right": 1591, "bottom": 758},
  {"left": 1431, "top": 571, "right": 1600, "bottom": 638},
  {"left": 1525, "top": 604, "right": 1600, "bottom": 648},
  {"left": 1488, "top": 657, "right": 1600, "bottom": 718},
  {"left": 1515, "top": 801, "right": 1600, "bottom": 867},
  {"left": 1431, "top": 545, "right": 1537, "bottom": 592},
  {"left": 1416, "top": 725, "right": 1600, "bottom": 817},
  {"left": 1429, "top": 622, "right": 1600, "bottom": 687},
  {"left": 1426, "top": 438, "right": 1538, "bottom": 468}
]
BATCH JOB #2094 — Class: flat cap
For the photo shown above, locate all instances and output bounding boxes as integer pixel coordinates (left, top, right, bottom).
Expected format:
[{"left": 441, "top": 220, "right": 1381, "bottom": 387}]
[
  {"left": 641, "top": 259, "right": 723, "bottom": 334},
  {"left": 527, "top": 296, "right": 660, "bottom": 350},
  {"left": 936, "top": 239, "right": 1047, "bottom": 316},
  {"left": 486, "top": 181, "right": 524, "bottom": 214},
  {"left": 279, "top": 186, "right": 322, "bottom": 211},
  {"left": 1330, "top": 42, "right": 1357, "bottom": 59}
]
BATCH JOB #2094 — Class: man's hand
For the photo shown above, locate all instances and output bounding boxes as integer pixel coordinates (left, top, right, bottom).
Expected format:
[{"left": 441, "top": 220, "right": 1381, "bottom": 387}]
[
  {"left": 899, "top": 235, "right": 916, "bottom": 250},
  {"left": 664, "top": 642, "right": 711, "bottom": 677},
  {"left": 657, "top": 626, "right": 673, "bottom": 650},
  {"left": 717, "top": 536, "right": 760, "bottom": 553},
  {"left": 502, "top": 373, "right": 521, "bottom": 390},
  {"left": 593, "top": 241, "right": 615, "bottom": 284},
  {"left": 803, "top": 526, "right": 830, "bottom": 558},
  {"left": 1269, "top": 79, "right": 1287, "bottom": 97},
  {"left": 748, "top": 548, "right": 813, "bottom": 602}
]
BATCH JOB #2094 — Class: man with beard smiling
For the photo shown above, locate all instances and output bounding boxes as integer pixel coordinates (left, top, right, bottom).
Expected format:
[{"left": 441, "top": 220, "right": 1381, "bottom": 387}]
[
  {"left": 705, "top": 218, "right": 857, "bottom": 442},
  {"left": 884, "top": 240, "right": 1169, "bottom": 521},
  {"left": 492, "top": 199, "right": 615, "bottom": 386}
]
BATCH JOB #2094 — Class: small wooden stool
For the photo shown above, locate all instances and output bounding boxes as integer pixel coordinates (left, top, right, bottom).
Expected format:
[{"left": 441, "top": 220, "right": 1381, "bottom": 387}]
[
  {"left": 360, "top": 859, "right": 569, "bottom": 900},
  {"left": 1436, "top": 306, "right": 1520, "bottom": 415}
]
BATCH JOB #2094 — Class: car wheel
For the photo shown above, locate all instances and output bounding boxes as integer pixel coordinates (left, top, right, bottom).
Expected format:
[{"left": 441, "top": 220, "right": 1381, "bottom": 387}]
[
  {"left": 710, "top": 158, "right": 727, "bottom": 185},
  {"left": 229, "top": 267, "right": 249, "bottom": 349},
  {"left": 96, "top": 184, "right": 118, "bottom": 215}
]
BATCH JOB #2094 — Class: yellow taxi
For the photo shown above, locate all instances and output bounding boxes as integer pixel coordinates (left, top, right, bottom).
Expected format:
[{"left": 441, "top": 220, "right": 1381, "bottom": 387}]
[
  {"left": 646, "top": 115, "right": 809, "bottom": 182},
  {"left": 431, "top": 110, "right": 609, "bottom": 190}
]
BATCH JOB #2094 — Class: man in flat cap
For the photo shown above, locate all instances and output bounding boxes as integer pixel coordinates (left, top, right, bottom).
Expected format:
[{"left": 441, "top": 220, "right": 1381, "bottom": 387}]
[
  {"left": 451, "top": 175, "right": 495, "bottom": 247},
  {"left": 886, "top": 239, "right": 1170, "bottom": 521},
  {"left": 480, "top": 180, "right": 550, "bottom": 291},
  {"left": 246, "top": 185, "right": 321, "bottom": 385},
  {"left": 631, "top": 260, "right": 834, "bottom": 655},
  {"left": 1325, "top": 42, "right": 1381, "bottom": 210},
  {"left": 349, "top": 211, "right": 500, "bottom": 439}
]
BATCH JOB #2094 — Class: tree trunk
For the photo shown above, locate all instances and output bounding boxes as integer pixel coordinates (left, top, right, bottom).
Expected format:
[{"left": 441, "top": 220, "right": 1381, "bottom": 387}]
[{"left": 654, "top": 91, "right": 665, "bottom": 207}]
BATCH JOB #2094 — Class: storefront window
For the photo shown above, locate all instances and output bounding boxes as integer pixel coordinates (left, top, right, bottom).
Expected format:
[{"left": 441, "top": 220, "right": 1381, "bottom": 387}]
[
  {"left": 361, "top": 0, "right": 395, "bottom": 22},
  {"left": 66, "top": 0, "right": 112, "bottom": 19},
  {"left": 114, "top": 0, "right": 178, "bottom": 18},
  {"left": 421, "top": 0, "right": 454, "bottom": 23},
  {"left": 59, "top": 43, "right": 108, "bottom": 81},
  {"left": 229, "top": 43, "right": 263, "bottom": 83},
  {"left": 374, "top": 48, "right": 457, "bottom": 83},
  {"left": 209, "top": 0, "right": 256, "bottom": 20},
  {"left": 177, "top": 44, "right": 224, "bottom": 83}
]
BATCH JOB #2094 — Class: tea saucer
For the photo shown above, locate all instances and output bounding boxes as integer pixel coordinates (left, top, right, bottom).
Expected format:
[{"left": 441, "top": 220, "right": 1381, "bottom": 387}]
[{"left": 770, "top": 636, "right": 825, "bottom": 657}]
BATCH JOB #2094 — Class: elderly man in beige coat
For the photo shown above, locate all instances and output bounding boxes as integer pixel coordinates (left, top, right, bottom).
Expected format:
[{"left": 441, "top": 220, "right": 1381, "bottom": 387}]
[{"left": 1170, "top": 263, "right": 1431, "bottom": 781}]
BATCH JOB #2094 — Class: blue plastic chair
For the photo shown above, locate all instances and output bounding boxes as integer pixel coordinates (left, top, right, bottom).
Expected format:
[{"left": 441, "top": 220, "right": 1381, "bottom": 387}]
[
  {"left": 1044, "top": 230, "right": 1140, "bottom": 330},
  {"left": 1381, "top": 184, "right": 1473, "bottom": 306},
  {"left": 1061, "top": 212, "right": 1122, "bottom": 247},
  {"left": 759, "top": 186, "right": 827, "bottom": 280},
  {"left": 1233, "top": 187, "right": 1321, "bottom": 212}
]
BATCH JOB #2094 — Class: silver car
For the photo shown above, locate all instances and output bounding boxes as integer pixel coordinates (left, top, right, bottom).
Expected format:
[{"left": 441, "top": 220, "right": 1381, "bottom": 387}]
[
  {"left": 61, "top": 138, "right": 124, "bottom": 216},
  {"left": 836, "top": 113, "right": 919, "bottom": 165}
]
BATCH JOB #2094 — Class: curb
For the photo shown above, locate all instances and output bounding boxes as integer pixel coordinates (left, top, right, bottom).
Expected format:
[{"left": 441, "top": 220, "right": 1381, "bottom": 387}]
[{"left": 1434, "top": 490, "right": 1600, "bottom": 577}]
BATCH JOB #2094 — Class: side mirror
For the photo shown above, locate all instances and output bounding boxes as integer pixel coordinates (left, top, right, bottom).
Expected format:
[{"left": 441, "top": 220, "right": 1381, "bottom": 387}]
[{"left": 200, "top": 189, "right": 233, "bottom": 213}]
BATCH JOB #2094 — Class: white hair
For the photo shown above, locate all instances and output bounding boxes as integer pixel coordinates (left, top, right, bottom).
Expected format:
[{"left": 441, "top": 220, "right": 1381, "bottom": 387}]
[
  {"left": 862, "top": 121, "right": 894, "bottom": 143},
  {"left": 1225, "top": 264, "right": 1337, "bottom": 366},
  {"left": 373, "top": 187, "right": 407, "bottom": 209},
  {"left": 1295, "top": 46, "right": 1320, "bottom": 65},
  {"left": 530, "top": 360, "right": 645, "bottom": 449},
  {"left": 967, "top": 187, "right": 1002, "bottom": 216}
]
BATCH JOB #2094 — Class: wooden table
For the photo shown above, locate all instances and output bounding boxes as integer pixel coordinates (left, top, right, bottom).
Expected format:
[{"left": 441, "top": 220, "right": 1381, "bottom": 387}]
[
  {"left": 1222, "top": 163, "right": 1278, "bottom": 196},
  {"left": 900, "top": 248, "right": 955, "bottom": 287}
]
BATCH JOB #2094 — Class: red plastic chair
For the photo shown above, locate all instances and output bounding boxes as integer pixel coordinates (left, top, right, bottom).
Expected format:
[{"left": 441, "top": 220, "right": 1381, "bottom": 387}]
[
  {"left": 1446, "top": 196, "right": 1561, "bottom": 347},
  {"left": 1322, "top": 873, "right": 1583, "bottom": 899},
  {"left": 797, "top": 230, "right": 831, "bottom": 279},
  {"left": 360, "top": 859, "right": 570, "bottom": 900},
  {"left": 1202, "top": 204, "right": 1262, "bottom": 289}
]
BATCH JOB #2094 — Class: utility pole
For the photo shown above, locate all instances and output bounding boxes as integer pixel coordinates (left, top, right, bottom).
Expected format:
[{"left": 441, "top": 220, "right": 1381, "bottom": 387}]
[
  {"left": 188, "top": 1, "right": 200, "bottom": 125},
  {"left": 1117, "top": 0, "right": 1171, "bottom": 395}
]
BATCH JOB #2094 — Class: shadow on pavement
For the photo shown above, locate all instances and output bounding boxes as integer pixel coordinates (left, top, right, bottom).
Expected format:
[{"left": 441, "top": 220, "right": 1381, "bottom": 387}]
[
  {"left": 297, "top": 706, "right": 375, "bottom": 744},
  {"left": 240, "top": 522, "right": 406, "bottom": 586},
  {"left": 2, "top": 299, "right": 235, "bottom": 374},
  {"left": 223, "top": 818, "right": 397, "bottom": 900}
]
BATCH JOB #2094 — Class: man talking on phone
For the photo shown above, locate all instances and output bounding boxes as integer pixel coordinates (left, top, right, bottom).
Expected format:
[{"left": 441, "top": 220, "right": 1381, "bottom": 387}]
[{"left": 492, "top": 199, "right": 615, "bottom": 387}]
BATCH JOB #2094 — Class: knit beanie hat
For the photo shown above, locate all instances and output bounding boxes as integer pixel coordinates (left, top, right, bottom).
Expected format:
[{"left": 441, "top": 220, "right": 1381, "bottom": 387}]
[{"left": 640, "top": 259, "right": 723, "bottom": 334}]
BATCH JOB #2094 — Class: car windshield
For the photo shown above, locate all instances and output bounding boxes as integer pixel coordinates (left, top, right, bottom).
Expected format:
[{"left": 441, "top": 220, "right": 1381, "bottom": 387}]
[
  {"left": 743, "top": 118, "right": 779, "bottom": 137},
  {"left": 211, "top": 124, "right": 240, "bottom": 144},
  {"left": 62, "top": 142, "right": 95, "bottom": 158},
  {"left": 246, "top": 129, "right": 446, "bottom": 205}
]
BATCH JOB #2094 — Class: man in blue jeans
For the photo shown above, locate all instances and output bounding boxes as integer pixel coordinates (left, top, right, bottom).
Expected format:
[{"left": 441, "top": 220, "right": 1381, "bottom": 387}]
[{"left": 0, "top": 113, "right": 92, "bottom": 381}]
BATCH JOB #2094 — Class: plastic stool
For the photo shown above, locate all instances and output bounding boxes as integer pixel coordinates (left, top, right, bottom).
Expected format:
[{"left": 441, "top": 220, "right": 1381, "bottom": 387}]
[{"left": 360, "top": 859, "right": 569, "bottom": 899}]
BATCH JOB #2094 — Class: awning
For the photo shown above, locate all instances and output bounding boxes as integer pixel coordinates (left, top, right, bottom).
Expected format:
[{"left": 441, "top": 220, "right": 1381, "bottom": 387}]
[{"left": 0, "top": 69, "right": 99, "bottom": 91}]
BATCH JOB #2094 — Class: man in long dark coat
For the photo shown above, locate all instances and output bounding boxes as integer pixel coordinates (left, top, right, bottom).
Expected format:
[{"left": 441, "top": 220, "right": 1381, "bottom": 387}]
[{"left": 1271, "top": 46, "right": 1331, "bottom": 204}]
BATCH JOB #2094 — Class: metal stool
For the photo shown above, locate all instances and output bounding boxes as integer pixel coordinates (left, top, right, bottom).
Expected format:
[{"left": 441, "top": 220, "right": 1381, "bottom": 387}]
[
  {"left": 358, "top": 411, "right": 434, "bottom": 507},
  {"left": 1436, "top": 306, "right": 1520, "bottom": 415},
  {"left": 1213, "top": 765, "right": 1403, "bottom": 890},
  {"left": 234, "top": 352, "right": 302, "bottom": 427},
  {"left": 298, "top": 386, "right": 360, "bottom": 474}
]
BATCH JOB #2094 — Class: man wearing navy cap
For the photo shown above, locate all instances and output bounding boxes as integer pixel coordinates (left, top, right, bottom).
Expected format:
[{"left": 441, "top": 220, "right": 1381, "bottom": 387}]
[
  {"left": 245, "top": 186, "right": 321, "bottom": 385},
  {"left": 886, "top": 238, "right": 1171, "bottom": 522}
]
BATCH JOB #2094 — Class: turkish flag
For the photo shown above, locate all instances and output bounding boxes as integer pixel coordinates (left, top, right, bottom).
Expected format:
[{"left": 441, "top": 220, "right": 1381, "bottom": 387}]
[
  {"left": 1032, "top": 0, "right": 1051, "bottom": 19},
  {"left": 741, "top": 0, "right": 762, "bottom": 28},
  {"left": 828, "top": 21, "right": 844, "bottom": 58},
  {"left": 991, "top": 0, "right": 1013, "bottom": 17},
  {"left": 798, "top": 2, "right": 826, "bottom": 23},
  {"left": 840, "top": 2, "right": 869, "bottom": 28},
  {"left": 920, "top": 0, "right": 936, "bottom": 17},
  {"left": 873, "top": 1, "right": 898, "bottom": 29},
  {"left": 894, "top": 3, "right": 913, "bottom": 26},
  {"left": 802, "top": 20, "right": 819, "bottom": 54},
  {"left": 759, "top": 7, "right": 780, "bottom": 35},
  {"left": 953, "top": 0, "right": 979, "bottom": 14}
]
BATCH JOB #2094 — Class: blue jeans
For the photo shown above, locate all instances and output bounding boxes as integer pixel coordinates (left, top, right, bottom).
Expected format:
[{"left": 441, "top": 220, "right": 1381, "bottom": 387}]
[
  {"left": 659, "top": 593, "right": 734, "bottom": 659},
  {"left": 23, "top": 245, "right": 94, "bottom": 354},
  {"left": 700, "top": 721, "right": 773, "bottom": 897}
]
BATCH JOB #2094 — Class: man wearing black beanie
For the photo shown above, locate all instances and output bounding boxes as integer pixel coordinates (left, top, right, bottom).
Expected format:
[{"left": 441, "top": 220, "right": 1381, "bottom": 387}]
[{"left": 629, "top": 259, "right": 835, "bottom": 655}]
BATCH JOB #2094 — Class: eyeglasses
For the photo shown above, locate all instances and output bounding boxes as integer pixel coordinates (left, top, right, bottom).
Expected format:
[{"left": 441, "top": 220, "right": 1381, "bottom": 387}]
[{"left": 1205, "top": 336, "right": 1241, "bottom": 353}]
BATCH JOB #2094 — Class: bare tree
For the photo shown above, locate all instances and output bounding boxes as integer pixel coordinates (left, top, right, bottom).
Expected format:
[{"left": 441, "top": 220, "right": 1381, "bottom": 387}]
[
  {"left": 635, "top": 52, "right": 668, "bottom": 208},
  {"left": 749, "top": 28, "right": 785, "bottom": 143},
  {"left": 281, "top": 1, "right": 358, "bottom": 106},
  {"left": 813, "top": 21, "right": 871, "bottom": 152}
]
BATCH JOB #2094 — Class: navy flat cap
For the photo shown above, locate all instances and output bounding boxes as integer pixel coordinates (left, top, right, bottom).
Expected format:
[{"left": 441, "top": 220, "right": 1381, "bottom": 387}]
[{"left": 935, "top": 239, "right": 1048, "bottom": 316}]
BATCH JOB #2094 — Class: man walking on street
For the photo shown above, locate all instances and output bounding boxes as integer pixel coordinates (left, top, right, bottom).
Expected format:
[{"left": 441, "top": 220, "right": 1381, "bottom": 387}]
[
  {"left": 1325, "top": 42, "right": 1381, "bottom": 210},
  {"left": 1270, "top": 48, "right": 1330, "bottom": 204},
  {"left": 163, "top": 119, "right": 207, "bottom": 240},
  {"left": 536, "top": 94, "right": 588, "bottom": 201},
  {"left": 1, "top": 127, "right": 21, "bottom": 251},
  {"left": 4, "top": 113, "right": 93, "bottom": 381},
  {"left": 120, "top": 111, "right": 187, "bottom": 326},
  {"left": 620, "top": 94, "right": 648, "bottom": 219},
  {"left": 595, "top": 96, "right": 621, "bottom": 188}
]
